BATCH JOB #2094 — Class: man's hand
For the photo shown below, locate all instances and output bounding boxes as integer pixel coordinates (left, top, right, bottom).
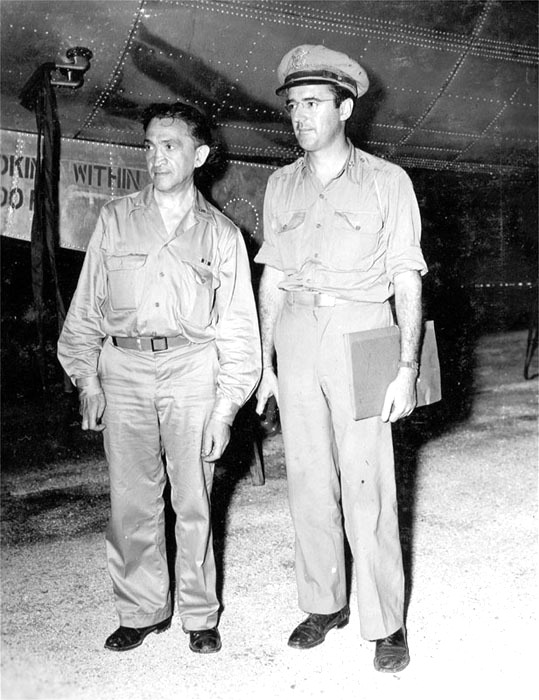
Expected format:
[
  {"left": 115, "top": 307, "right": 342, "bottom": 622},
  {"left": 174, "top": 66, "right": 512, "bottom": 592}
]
[
  {"left": 201, "top": 418, "right": 231, "bottom": 462},
  {"left": 255, "top": 367, "right": 279, "bottom": 415},
  {"left": 79, "top": 390, "right": 106, "bottom": 432},
  {"left": 380, "top": 369, "right": 417, "bottom": 423}
]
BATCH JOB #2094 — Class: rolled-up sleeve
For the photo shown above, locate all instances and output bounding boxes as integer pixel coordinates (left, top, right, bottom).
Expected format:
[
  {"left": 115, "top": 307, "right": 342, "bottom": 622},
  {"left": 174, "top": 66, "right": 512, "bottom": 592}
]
[
  {"left": 384, "top": 169, "right": 428, "bottom": 281},
  {"left": 57, "top": 213, "right": 107, "bottom": 385},
  {"left": 212, "top": 225, "right": 262, "bottom": 425},
  {"left": 254, "top": 174, "right": 283, "bottom": 270}
]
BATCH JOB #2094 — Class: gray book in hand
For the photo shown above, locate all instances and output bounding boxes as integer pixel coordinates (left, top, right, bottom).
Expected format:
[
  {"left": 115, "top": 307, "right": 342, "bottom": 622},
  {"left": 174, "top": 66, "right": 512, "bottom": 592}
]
[{"left": 344, "top": 320, "right": 442, "bottom": 420}]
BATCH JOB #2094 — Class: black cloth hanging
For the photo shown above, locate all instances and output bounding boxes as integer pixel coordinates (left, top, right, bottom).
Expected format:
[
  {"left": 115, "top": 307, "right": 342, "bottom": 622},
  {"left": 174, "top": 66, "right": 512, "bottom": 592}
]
[{"left": 21, "top": 64, "right": 67, "bottom": 391}]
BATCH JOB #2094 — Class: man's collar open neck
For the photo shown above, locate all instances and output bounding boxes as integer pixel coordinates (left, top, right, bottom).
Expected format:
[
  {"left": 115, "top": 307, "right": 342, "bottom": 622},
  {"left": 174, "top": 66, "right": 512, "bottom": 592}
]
[
  {"left": 152, "top": 182, "right": 196, "bottom": 210},
  {"left": 304, "top": 138, "right": 353, "bottom": 181}
]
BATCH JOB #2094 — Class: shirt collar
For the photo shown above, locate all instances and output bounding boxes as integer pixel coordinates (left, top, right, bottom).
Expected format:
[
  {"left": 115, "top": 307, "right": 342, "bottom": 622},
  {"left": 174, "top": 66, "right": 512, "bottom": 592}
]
[
  {"left": 300, "top": 139, "right": 356, "bottom": 180},
  {"left": 345, "top": 139, "right": 357, "bottom": 169},
  {"left": 129, "top": 184, "right": 215, "bottom": 226}
]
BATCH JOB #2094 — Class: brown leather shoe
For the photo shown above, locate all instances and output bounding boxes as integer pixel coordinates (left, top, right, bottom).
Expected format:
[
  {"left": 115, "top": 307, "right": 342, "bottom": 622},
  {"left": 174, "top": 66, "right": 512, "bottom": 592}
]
[
  {"left": 373, "top": 627, "right": 410, "bottom": 672},
  {"left": 188, "top": 628, "right": 222, "bottom": 654},
  {"left": 104, "top": 617, "right": 171, "bottom": 652},
  {"left": 288, "top": 605, "right": 350, "bottom": 649}
]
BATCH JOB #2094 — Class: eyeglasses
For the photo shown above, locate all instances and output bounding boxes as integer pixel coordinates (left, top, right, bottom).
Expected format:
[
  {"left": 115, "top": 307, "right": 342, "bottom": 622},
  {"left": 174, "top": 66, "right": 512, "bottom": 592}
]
[{"left": 284, "top": 98, "right": 335, "bottom": 115}]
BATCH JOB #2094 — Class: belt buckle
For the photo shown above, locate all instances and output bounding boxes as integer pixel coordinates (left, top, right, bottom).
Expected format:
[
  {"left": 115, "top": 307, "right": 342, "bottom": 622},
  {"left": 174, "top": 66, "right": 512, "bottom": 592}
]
[
  {"left": 314, "top": 292, "right": 334, "bottom": 307},
  {"left": 151, "top": 337, "right": 168, "bottom": 352}
]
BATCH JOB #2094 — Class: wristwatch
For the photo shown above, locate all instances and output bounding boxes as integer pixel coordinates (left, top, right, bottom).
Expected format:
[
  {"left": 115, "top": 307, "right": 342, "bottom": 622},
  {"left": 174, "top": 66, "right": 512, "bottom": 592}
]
[{"left": 398, "top": 360, "right": 419, "bottom": 372}]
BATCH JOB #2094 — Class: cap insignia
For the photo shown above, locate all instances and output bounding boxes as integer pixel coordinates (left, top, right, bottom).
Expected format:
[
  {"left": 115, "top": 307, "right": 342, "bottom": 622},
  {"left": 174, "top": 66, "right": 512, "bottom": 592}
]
[{"left": 289, "top": 47, "right": 309, "bottom": 71}]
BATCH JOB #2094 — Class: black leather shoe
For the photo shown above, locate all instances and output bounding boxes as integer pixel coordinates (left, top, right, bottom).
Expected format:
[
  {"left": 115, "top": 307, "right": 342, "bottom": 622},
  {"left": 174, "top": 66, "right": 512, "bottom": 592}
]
[
  {"left": 104, "top": 617, "right": 171, "bottom": 652},
  {"left": 373, "top": 627, "right": 410, "bottom": 672},
  {"left": 188, "top": 628, "right": 222, "bottom": 654},
  {"left": 287, "top": 605, "right": 350, "bottom": 649}
]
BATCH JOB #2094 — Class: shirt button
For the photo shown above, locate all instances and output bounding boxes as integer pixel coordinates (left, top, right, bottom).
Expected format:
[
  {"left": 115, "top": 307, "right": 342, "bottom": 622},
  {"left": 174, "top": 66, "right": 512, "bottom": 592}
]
[
  {"left": 155, "top": 302, "right": 160, "bottom": 307},
  {"left": 319, "top": 194, "right": 324, "bottom": 199},
  {"left": 316, "top": 223, "right": 321, "bottom": 228},
  {"left": 159, "top": 272, "right": 165, "bottom": 277},
  {"left": 314, "top": 253, "right": 319, "bottom": 258}
]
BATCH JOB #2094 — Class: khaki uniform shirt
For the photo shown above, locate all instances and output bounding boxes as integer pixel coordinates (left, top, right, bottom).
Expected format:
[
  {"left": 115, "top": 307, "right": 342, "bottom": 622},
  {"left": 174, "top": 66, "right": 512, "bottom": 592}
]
[
  {"left": 255, "top": 142, "right": 427, "bottom": 300},
  {"left": 58, "top": 185, "right": 261, "bottom": 424}
]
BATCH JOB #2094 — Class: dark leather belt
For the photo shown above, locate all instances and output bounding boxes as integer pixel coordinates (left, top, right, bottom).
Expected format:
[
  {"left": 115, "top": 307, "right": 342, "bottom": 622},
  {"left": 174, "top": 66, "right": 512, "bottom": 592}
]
[{"left": 111, "top": 335, "right": 189, "bottom": 352}]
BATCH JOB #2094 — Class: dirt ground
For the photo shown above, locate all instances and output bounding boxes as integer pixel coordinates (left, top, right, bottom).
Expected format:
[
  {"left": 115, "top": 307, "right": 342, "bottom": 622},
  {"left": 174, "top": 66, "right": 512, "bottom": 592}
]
[{"left": 1, "top": 329, "right": 537, "bottom": 700}]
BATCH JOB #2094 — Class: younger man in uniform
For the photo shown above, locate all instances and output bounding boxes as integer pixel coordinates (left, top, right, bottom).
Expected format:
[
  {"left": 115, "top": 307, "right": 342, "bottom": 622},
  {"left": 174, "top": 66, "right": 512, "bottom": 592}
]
[{"left": 255, "top": 46, "right": 427, "bottom": 672}]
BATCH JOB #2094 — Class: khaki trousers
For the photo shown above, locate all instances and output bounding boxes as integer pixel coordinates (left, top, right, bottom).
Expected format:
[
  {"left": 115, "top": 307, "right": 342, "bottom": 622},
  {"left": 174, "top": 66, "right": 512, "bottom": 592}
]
[
  {"left": 99, "top": 339, "right": 219, "bottom": 631},
  {"left": 275, "top": 297, "right": 404, "bottom": 640}
]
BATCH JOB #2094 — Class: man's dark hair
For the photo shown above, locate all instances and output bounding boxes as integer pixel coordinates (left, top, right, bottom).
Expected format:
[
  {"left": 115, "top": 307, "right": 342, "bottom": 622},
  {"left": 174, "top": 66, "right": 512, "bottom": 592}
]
[
  {"left": 328, "top": 84, "right": 356, "bottom": 108},
  {"left": 141, "top": 102, "right": 212, "bottom": 148}
]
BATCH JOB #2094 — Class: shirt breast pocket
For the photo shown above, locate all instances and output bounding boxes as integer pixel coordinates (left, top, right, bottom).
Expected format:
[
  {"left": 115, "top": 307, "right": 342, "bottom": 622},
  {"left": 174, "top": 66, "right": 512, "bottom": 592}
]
[
  {"left": 275, "top": 210, "right": 306, "bottom": 268},
  {"left": 176, "top": 257, "right": 219, "bottom": 328},
  {"left": 105, "top": 254, "right": 147, "bottom": 311},
  {"left": 329, "top": 210, "right": 383, "bottom": 271}
]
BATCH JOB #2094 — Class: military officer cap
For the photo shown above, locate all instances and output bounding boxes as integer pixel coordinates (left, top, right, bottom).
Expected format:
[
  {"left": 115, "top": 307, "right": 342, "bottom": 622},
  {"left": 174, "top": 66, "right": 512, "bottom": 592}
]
[{"left": 276, "top": 44, "right": 369, "bottom": 98}]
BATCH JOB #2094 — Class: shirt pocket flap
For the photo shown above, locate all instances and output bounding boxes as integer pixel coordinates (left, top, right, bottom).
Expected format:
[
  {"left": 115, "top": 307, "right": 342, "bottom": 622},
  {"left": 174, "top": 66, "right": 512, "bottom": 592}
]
[
  {"left": 334, "top": 210, "right": 383, "bottom": 234},
  {"left": 277, "top": 210, "right": 306, "bottom": 233},
  {"left": 105, "top": 254, "right": 147, "bottom": 271},
  {"left": 183, "top": 258, "right": 219, "bottom": 288}
]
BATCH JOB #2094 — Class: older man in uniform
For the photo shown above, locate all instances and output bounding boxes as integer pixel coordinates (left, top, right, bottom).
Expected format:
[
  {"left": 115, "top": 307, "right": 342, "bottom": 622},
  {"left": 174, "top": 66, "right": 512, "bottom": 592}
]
[
  {"left": 58, "top": 102, "right": 261, "bottom": 654},
  {"left": 255, "top": 46, "right": 427, "bottom": 672}
]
